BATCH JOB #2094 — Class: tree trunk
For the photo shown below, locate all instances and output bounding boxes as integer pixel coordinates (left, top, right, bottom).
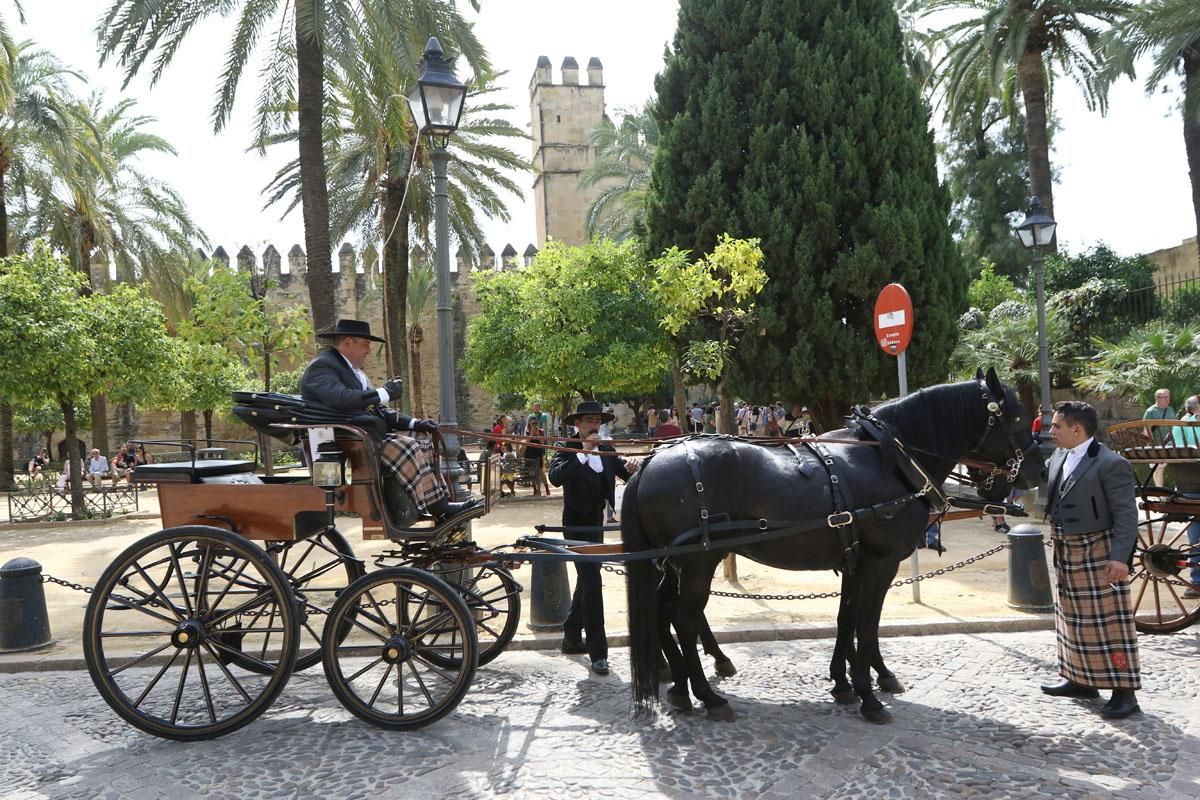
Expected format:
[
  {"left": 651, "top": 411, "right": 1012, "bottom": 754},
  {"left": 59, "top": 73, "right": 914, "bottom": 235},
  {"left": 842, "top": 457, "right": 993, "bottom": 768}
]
[
  {"left": 202, "top": 410, "right": 213, "bottom": 446},
  {"left": 295, "top": 11, "right": 336, "bottom": 335},
  {"left": 62, "top": 400, "right": 84, "bottom": 519},
  {"left": 1017, "top": 48, "right": 1056, "bottom": 249},
  {"left": 1184, "top": 44, "right": 1200, "bottom": 259},
  {"left": 408, "top": 325, "right": 426, "bottom": 418},
  {"left": 180, "top": 410, "right": 197, "bottom": 443},
  {"left": 715, "top": 371, "right": 735, "bottom": 434},
  {"left": 0, "top": 404, "right": 13, "bottom": 490},
  {"left": 381, "top": 156, "right": 410, "bottom": 380},
  {"left": 91, "top": 394, "right": 108, "bottom": 461},
  {"left": 671, "top": 352, "right": 687, "bottom": 428}
]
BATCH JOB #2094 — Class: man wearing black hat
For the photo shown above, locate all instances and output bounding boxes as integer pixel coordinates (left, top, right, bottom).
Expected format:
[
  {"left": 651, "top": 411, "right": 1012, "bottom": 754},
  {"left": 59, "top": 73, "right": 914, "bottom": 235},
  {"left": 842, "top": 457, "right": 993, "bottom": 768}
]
[
  {"left": 549, "top": 400, "right": 639, "bottom": 675},
  {"left": 300, "top": 319, "right": 480, "bottom": 523}
]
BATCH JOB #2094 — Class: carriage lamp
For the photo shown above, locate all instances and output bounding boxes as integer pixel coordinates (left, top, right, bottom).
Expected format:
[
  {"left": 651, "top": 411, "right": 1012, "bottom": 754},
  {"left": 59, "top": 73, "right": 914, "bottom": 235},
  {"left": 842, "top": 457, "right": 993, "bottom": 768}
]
[
  {"left": 406, "top": 37, "right": 467, "bottom": 147},
  {"left": 311, "top": 442, "right": 345, "bottom": 489}
]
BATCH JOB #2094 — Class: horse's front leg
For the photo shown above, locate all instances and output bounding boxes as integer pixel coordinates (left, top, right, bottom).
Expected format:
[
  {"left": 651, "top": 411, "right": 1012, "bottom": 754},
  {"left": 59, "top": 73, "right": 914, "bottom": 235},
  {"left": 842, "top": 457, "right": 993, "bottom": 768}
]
[
  {"left": 829, "top": 571, "right": 860, "bottom": 705},
  {"left": 674, "top": 562, "right": 734, "bottom": 721},
  {"left": 853, "top": 557, "right": 903, "bottom": 724},
  {"left": 699, "top": 613, "right": 736, "bottom": 677}
]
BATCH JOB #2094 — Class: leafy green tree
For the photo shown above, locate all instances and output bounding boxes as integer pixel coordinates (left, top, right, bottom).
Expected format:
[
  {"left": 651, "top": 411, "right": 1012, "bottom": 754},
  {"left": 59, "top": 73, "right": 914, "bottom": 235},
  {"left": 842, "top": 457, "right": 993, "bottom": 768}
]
[
  {"left": 929, "top": 0, "right": 1131, "bottom": 234},
  {"left": 950, "top": 302, "right": 1073, "bottom": 415},
  {"left": 155, "top": 338, "right": 254, "bottom": 445},
  {"left": 1043, "top": 243, "right": 1156, "bottom": 293},
  {"left": 98, "top": 0, "right": 489, "bottom": 336},
  {"left": 650, "top": 235, "right": 767, "bottom": 432},
  {"left": 13, "top": 401, "right": 90, "bottom": 461},
  {"left": 1111, "top": 0, "right": 1200, "bottom": 248},
  {"left": 464, "top": 238, "right": 671, "bottom": 420},
  {"left": 967, "top": 259, "right": 1020, "bottom": 314},
  {"left": 1075, "top": 322, "right": 1200, "bottom": 407},
  {"left": 580, "top": 102, "right": 658, "bottom": 242},
  {"left": 0, "top": 245, "right": 172, "bottom": 516},
  {"left": 646, "top": 0, "right": 965, "bottom": 431},
  {"left": 1048, "top": 277, "right": 1138, "bottom": 355}
]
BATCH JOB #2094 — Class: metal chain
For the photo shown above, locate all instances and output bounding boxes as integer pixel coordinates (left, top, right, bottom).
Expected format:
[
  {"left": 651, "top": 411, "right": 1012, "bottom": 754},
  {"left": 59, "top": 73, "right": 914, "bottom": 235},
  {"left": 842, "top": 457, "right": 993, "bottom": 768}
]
[
  {"left": 599, "top": 542, "right": 1010, "bottom": 601},
  {"left": 42, "top": 573, "right": 93, "bottom": 594}
]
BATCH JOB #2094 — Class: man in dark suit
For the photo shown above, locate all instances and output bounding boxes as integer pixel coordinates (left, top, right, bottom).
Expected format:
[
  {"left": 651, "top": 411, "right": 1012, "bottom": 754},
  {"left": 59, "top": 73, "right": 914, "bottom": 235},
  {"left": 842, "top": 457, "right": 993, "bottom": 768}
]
[
  {"left": 549, "top": 401, "right": 638, "bottom": 676},
  {"left": 300, "top": 319, "right": 479, "bottom": 523},
  {"left": 1040, "top": 400, "right": 1141, "bottom": 719}
]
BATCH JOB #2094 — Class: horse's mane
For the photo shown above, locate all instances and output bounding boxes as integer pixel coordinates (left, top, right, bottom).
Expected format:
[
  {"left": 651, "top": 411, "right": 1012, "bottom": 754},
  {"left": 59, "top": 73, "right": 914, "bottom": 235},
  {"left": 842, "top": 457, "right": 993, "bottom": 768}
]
[{"left": 860, "top": 381, "right": 985, "bottom": 468}]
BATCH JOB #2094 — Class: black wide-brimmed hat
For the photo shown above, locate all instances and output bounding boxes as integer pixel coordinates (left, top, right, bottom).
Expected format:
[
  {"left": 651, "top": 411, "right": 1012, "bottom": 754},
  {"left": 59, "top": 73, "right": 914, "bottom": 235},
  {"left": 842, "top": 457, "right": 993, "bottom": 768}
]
[
  {"left": 564, "top": 400, "right": 615, "bottom": 426},
  {"left": 316, "top": 318, "right": 386, "bottom": 343}
]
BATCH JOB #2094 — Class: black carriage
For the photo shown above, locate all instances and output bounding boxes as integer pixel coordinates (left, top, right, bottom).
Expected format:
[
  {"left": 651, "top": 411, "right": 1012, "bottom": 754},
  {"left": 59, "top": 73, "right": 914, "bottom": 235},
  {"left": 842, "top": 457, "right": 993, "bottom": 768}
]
[
  {"left": 82, "top": 398, "right": 521, "bottom": 741},
  {"left": 1107, "top": 418, "right": 1200, "bottom": 634}
]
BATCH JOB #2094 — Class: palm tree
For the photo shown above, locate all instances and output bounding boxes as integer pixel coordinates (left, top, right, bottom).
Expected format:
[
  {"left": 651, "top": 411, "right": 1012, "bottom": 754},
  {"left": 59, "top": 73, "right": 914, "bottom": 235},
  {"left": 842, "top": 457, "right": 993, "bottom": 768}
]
[
  {"left": 580, "top": 102, "right": 657, "bottom": 242},
  {"left": 928, "top": 0, "right": 1132, "bottom": 234},
  {"left": 0, "top": 39, "right": 81, "bottom": 489},
  {"left": 260, "top": 65, "right": 526, "bottom": 378},
  {"left": 405, "top": 252, "right": 435, "bottom": 417},
  {"left": 1113, "top": 0, "right": 1200, "bottom": 250},
  {"left": 16, "top": 93, "right": 206, "bottom": 454},
  {"left": 97, "top": 0, "right": 488, "bottom": 336},
  {"left": 0, "top": 2, "right": 26, "bottom": 113}
]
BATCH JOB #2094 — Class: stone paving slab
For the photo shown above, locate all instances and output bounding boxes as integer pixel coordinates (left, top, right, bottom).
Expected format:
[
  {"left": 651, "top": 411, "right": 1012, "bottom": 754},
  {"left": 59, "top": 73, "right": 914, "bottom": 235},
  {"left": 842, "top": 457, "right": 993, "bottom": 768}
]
[{"left": 1, "top": 630, "right": 1197, "bottom": 799}]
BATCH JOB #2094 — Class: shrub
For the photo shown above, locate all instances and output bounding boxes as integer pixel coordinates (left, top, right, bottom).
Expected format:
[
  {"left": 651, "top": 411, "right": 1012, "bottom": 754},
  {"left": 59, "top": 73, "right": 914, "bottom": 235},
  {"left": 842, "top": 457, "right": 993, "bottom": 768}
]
[
  {"left": 1164, "top": 283, "right": 1200, "bottom": 326},
  {"left": 988, "top": 300, "right": 1032, "bottom": 321},
  {"left": 1048, "top": 278, "right": 1133, "bottom": 352},
  {"left": 967, "top": 259, "right": 1021, "bottom": 315},
  {"left": 1043, "top": 244, "right": 1156, "bottom": 294},
  {"left": 958, "top": 307, "right": 986, "bottom": 331}
]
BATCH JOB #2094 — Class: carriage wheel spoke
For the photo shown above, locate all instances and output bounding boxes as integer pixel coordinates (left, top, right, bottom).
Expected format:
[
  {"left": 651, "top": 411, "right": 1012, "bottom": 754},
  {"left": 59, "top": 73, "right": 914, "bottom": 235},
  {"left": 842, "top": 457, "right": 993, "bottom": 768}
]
[
  {"left": 104, "top": 586, "right": 180, "bottom": 627},
  {"left": 194, "top": 648, "right": 217, "bottom": 724},
  {"left": 200, "top": 642, "right": 253, "bottom": 703},
  {"left": 206, "top": 589, "right": 282, "bottom": 629},
  {"left": 193, "top": 543, "right": 216, "bottom": 613},
  {"left": 406, "top": 659, "right": 436, "bottom": 707},
  {"left": 169, "top": 649, "right": 193, "bottom": 724},
  {"left": 203, "top": 558, "right": 252, "bottom": 619},
  {"left": 410, "top": 652, "right": 459, "bottom": 684},
  {"left": 109, "top": 640, "right": 174, "bottom": 677},
  {"left": 345, "top": 606, "right": 391, "bottom": 642},
  {"left": 131, "top": 561, "right": 186, "bottom": 621},
  {"left": 344, "top": 655, "right": 385, "bottom": 683},
  {"left": 168, "top": 542, "right": 194, "bottom": 618},
  {"left": 362, "top": 588, "right": 395, "bottom": 636},
  {"left": 399, "top": 586, "right": 432, "bottom": 635},
  {"left": 132, "top": 648, "right": 182, "bottom": 707},
  {"left": 206, "top": 636, "right": 278, "bottom": 673},
  {"left": 368, "top": 662, "right": 394, "bottom": 708},
  {"left": 99, "top": 629, "right": 174, "bottom": 639}
]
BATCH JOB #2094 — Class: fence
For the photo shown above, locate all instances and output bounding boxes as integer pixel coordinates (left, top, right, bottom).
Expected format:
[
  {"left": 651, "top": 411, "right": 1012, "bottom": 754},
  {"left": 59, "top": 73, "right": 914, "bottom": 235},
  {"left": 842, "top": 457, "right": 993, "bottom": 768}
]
[
  {"left": 7, "top": 485, "right": 140, "bottom": 523},
  {"left": 1115, "top": 272, "right": 1200, "bottom": 325}
]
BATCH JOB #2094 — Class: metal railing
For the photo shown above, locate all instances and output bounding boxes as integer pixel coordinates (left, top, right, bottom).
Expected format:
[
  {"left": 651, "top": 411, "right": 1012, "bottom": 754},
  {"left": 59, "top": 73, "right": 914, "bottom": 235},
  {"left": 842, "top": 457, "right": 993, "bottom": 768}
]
[{"left": 7, "top": 484, "right": 140, "bottom": 523}]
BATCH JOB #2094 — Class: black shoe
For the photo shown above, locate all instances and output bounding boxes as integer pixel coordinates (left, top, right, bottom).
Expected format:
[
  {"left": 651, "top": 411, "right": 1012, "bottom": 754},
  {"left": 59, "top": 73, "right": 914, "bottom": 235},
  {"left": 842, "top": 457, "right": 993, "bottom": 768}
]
[
  {"left": 1100, "top": 689, "right": 1140, "bottom": 719},
  {"left": 560, "top": 637, "right": 587, "bottom": 655},
  {"left": 1040, "top": 678, "right": 1100, "bottom": 699},
  {"left": 430, "top": 497, "right": 484, "bottom": 522},
  {"left": 590, "top": 658, "right": 609, "bottom": 676},
  {"left": 994, "top": 522, "right": 1010, "bottom": 534}
]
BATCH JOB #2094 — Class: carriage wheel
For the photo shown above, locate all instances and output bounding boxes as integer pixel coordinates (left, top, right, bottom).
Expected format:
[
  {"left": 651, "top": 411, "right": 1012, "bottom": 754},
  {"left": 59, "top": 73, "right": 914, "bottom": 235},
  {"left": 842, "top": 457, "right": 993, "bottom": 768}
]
[
  {"left": 421, "top": 563, "right": 522, "bottom": 668},
  {"left": 82, "top": 526, "right": 298, "bottom": 741},
  {"left": 222, "top": 528, "right": 364, "bottom": 675},
  {"left": 322, "top": 567, "right": 477, "bottom": 730},
  {"left": 1131, "top": 517, "right": 1200, "bottom": 634}
]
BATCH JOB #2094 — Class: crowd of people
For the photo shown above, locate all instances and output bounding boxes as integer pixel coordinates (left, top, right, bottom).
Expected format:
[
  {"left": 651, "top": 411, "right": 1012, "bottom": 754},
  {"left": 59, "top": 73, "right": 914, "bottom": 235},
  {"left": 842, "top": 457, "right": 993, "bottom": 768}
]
[{"left": 23, "top": 441, "right": 151, "bottom": 492}]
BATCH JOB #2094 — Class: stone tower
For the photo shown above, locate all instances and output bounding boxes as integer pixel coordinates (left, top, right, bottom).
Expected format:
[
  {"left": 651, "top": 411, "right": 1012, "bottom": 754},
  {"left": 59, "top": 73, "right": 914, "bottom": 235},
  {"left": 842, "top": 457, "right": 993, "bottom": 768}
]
[{"left": 529, "top": 55, "right": 608, "bottom": 246}]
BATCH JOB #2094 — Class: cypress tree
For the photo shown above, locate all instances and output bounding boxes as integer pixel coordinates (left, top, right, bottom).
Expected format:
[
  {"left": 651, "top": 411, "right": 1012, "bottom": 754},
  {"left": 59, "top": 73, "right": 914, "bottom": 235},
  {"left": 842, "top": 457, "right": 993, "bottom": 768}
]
[{"left": 646, "top": 0, "right": 966, "bottom": 428}]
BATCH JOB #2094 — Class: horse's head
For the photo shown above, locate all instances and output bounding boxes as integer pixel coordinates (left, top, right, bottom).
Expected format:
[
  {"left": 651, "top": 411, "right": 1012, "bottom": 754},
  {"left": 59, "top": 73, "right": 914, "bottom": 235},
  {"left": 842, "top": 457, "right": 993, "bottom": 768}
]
[{"left": 963, "top": 367, "right": 1045, "bottom": 501}]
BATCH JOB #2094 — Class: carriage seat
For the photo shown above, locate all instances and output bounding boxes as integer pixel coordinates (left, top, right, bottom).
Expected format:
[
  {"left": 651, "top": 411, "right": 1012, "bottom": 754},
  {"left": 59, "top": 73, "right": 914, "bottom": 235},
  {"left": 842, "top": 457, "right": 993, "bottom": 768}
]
[
  {"left": 133, "top": 459, "right": 258, "bottom": 484},
  {"left": 1120, "top": 444, "right": 1200, "bottom": 462}
]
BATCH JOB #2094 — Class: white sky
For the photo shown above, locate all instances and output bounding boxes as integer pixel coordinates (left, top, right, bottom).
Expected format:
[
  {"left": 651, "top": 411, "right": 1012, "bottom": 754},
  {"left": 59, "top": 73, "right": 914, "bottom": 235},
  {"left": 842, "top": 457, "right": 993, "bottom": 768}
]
[{"left": 17, "top": 1, "right": 1197, "bottom": 265}]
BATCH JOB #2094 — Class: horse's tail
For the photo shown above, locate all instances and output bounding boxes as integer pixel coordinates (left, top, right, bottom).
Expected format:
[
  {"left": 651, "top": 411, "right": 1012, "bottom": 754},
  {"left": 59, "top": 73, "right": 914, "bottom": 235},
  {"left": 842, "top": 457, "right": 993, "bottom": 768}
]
[{"left": 621, "top": 469, "right": 660, "bottom": 712}]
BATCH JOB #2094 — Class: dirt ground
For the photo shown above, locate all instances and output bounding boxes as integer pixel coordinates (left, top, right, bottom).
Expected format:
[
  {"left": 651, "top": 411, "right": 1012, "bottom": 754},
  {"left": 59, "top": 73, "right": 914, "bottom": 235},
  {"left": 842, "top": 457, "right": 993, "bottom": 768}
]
[{"left": 0, "top": 482, "right": 1046, "bottom": 663}]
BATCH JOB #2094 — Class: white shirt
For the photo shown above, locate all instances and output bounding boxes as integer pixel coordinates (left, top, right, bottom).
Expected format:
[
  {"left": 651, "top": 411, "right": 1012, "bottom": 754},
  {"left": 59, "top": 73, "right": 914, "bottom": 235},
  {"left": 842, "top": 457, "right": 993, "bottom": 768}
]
[
  {"left": 576, "top": 450, "right": 604, "bottom": 473},
  {"left": 337, "top": 351, "right": 390, "bottom": 405},
  {"left": 1061, "top": 437, "right": 1094, "bottom": 482}
]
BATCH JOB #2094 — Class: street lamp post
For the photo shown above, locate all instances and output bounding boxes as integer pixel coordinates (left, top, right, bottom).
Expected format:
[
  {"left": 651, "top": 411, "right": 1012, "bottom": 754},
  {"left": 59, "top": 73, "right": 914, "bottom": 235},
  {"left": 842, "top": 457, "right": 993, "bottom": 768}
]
[
  {"left": 407, "top": 37, "right": 468, "bottom": 493},
  {"left": 1014, "top": 195, "right": 1058, "bottom": 432}
]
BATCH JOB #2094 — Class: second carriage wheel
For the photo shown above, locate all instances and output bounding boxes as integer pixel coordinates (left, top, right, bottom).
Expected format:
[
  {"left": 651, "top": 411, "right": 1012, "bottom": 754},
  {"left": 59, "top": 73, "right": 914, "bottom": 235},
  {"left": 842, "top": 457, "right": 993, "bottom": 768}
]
[
  {"left": 1131, "top": 516, "right": 1200, "bottom": 634},
  {"left": 421, "top": 562, "right": 522, "bottom": 668},
  {"left": 82, "top": 526, "right": 299, "bottom": 741},
  {"left": 221, "top": 527, "right": 364, "bottom": 674},
  {"left": 322, "top": 567, "right": 478, "bottom": 730}
]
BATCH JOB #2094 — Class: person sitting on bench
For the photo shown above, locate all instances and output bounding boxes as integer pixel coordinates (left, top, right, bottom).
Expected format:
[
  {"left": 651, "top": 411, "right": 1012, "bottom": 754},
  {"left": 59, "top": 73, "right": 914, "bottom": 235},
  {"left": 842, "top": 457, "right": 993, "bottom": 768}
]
[{"left": 299, "top": 319, "right": 481, "bottom": 523}]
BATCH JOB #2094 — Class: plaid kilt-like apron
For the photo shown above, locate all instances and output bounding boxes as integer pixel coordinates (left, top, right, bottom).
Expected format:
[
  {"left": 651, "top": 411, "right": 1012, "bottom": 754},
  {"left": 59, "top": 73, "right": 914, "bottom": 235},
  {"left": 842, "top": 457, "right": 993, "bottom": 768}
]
[
  {"left": 379, "top": 433, "right": 447, "bottom": 513},
  {"left": 1052, "top": 529, "right": 1141, "bottom": 689}
]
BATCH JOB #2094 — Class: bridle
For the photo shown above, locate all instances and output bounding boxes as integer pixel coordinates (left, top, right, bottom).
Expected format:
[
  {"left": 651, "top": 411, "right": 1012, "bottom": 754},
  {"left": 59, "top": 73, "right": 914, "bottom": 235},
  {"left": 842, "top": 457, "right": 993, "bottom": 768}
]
[{"left": 961, "top": 380, "right": 1039, "bottom": 492}]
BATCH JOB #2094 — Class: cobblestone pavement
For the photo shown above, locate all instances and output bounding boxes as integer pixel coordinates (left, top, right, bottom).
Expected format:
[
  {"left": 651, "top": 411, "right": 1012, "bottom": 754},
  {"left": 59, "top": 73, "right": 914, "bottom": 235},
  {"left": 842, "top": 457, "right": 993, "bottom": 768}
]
[{"left": 2, "top": 630, "right": 1198, "bottom": 799}]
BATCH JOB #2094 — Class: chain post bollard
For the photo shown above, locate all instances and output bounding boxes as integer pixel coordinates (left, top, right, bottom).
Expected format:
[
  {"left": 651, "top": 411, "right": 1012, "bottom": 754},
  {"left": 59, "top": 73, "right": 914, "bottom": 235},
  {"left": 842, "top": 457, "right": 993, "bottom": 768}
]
[
  {"left": 1007, "top": 523, "right": 1054, "bottom": 611},
  {"left": 528, "top": 558, "right": 572, "bottom": 630},
  {"left": 0, "top": 558, "right": 54, "bottom": 652}
]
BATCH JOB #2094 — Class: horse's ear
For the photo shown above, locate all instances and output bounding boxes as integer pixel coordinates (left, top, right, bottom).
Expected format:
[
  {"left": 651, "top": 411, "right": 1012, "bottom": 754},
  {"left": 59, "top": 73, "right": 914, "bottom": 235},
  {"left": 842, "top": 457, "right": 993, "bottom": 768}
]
[
  {"left": 975, "top": 368, "right": 985, "bottom": 381},
  {"left": 985, "top": 366, "right": 1004, "bottom": 397}
]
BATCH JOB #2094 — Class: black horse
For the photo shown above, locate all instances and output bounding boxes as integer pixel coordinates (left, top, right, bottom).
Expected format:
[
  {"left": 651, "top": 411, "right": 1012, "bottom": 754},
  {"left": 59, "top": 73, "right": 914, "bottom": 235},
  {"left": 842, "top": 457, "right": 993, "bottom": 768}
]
[{"left": 622, "top": 369, "right": 1042, "bottom": 723}]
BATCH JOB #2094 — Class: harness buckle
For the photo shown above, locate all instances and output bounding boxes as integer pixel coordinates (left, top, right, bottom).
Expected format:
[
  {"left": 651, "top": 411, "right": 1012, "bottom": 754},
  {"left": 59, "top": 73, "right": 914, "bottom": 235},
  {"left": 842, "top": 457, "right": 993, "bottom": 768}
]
[
  {"left": 700, "top": 509, "right": 709, "bottom": 520},
  {"left": 758, "top": 518, "right": 768, "bottom": 530},
  {"left": 695, "top": 481, "right": 705, "bottom": 493},
  {"left": 983, "top": 503, "right": 1008, "bottom": 516},
  {"left": 827, "top": 511, "right": 854, "bottom": 528}
]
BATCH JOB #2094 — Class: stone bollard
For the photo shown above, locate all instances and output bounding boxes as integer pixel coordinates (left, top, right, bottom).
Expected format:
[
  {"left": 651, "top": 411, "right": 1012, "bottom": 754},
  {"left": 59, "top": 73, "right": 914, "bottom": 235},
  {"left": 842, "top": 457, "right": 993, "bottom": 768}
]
[
  {"left": 528, "top": 559, "right": 571, "bottom": 630},
  {"left": 1007, "top": 524, "right": 1054, "bottom": 611},
  {"left": 0, "top": 557, "right": 54, "bottom": 652}
]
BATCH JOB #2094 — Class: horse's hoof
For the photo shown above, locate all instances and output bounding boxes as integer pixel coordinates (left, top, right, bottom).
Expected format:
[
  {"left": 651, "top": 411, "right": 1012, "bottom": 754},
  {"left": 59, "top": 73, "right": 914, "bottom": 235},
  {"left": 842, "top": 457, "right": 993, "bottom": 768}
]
[
  {"left": 657, "top": 666, "right": 674, "bottom": 684},
  {"left": 877, "top": 674, "right": 905, "bottom": 694},
  {"left": 666, "top": 688, "right": 693, "bottom": 712},
  {"left": 713, "top": 658, "right": 737, "bottom": 677},
  {"left": 831, "top": 687, "right": 858, "bottom": 705},
  {"left": 705, "top": 702, "right": 736, "bottom": 722},
  {"left": 860, "top": 705, "right": 893, "bottom": 725}
]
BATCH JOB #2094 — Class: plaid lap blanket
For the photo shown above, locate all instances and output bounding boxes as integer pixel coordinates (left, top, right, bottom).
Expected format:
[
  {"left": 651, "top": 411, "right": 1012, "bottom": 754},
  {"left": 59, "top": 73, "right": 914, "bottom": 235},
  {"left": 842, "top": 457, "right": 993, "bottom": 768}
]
[
  {"left": 379, "top": 433, "right": 447, "bottom": 513},
  {"left": 1052, "top": 529, "right": 1141, "bottom": 689}
]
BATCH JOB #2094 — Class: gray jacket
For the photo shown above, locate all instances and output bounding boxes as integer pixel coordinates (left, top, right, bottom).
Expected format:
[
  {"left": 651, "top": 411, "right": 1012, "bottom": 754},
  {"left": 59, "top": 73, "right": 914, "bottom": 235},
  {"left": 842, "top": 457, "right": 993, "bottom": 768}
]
[{"left": 1045, "top": 440, "right": 1139, "bottom": 564}]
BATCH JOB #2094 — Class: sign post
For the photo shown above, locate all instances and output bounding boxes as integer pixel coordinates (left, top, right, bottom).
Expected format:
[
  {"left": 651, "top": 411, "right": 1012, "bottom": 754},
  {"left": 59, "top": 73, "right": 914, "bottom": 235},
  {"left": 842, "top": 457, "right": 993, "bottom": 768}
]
[{"left": 873, "top": 283, "right": 920, "bottom": 601}]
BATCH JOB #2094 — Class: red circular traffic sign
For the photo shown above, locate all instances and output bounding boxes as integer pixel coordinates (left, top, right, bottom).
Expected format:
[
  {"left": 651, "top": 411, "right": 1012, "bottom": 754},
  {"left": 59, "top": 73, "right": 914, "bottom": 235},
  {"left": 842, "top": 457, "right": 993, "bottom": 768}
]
[{"left": 873, "top": 283, "right": 914, "bottom": 356}]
